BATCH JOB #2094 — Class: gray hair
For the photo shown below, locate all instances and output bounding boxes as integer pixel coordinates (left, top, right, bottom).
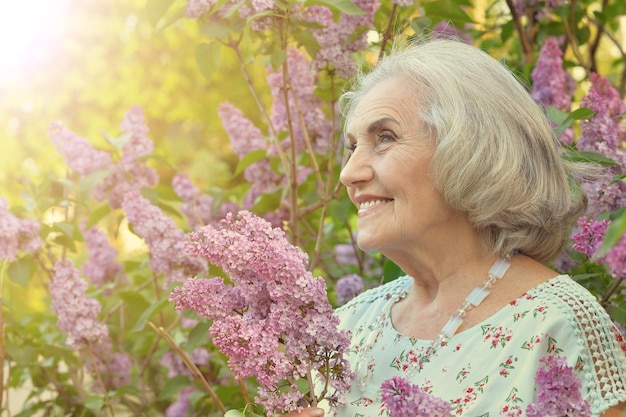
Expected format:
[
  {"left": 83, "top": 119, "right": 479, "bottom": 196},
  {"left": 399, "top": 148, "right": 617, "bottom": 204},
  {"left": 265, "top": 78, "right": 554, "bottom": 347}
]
[{"left": 340, "top": 39, "right": 588, "bottom": 265}]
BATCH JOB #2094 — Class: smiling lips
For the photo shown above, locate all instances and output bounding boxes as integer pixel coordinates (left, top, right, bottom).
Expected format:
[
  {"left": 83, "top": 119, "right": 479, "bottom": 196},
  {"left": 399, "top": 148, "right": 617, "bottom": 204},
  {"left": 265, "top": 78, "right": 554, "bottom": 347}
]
[{"left": 358, "top": 199, "right": 393, "bottom": 214}]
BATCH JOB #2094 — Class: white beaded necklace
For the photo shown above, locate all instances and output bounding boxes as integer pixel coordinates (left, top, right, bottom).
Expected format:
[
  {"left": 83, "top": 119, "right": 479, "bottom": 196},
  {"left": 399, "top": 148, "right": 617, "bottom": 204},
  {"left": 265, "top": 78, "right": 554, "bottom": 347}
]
[{"left": 355, "top": 254, "right": 513, "bottom": 392}]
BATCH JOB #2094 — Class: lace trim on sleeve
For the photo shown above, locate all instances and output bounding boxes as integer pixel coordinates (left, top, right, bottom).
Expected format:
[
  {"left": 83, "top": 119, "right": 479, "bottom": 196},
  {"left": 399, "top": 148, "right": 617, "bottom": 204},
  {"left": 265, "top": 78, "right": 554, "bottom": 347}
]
[{"left": 548, "top": 277, "right": 626, "bottom": 411}]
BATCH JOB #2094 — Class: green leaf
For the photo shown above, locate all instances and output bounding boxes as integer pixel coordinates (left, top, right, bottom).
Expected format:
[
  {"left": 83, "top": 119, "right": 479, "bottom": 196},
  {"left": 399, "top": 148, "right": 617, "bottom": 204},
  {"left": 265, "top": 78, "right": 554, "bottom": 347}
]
[
  {"left": 131, "top": 298, "right": 170, "bottom": 333},
  {"left": 234, "top": 149, "right": 267, "bottom": 177},
  {"left": 596, "top": 211, "right": 626, "bottom": 258},
  {"left": 306, "top": 0, "right": 364, "bottom": 15},
  {"left": 423, "top": 0, "right": 473, "bottom": 25},
  {"left": 187, "top": 321, "right": 211, "bottom": 350},
  {"left": 383, "top": 258, "right": 404, "bottom": 283},
  {"left": 225, "top": 410, "right": 246, "bottom": 417},
  {"left": 195, "top": 42, "right": 223, "bottom": 82},
  {"left": 145, "top": 0, "right": 176, "bottom": 26},
  {"left": 157, "top": 375, "right": 191, "bottom": 401},
  {"left": 84, "top": 396, "right": 105, "bottom": 412},
  {"left": 609, "top": 301, "right": 626, "bottom": 325},
  {"left": 561, "top": 149, "right": 619, "bottom": 166},
  {"left": 612, "top": 171, "right": 626, "bottom": 184},
  {"left": 86, "top": 203, "right": 111, "bottom": 228},
  {"left": 568, "top": 107, "right": 595, "bottom": 120},
  {"left": 8, "top": 255, "right": 37, "bottom": 286}
]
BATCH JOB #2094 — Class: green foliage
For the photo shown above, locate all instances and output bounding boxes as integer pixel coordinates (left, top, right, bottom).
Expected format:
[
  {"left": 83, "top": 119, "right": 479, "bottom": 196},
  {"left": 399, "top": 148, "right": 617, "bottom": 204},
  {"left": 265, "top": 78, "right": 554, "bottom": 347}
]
[{"left": 1, "top": 0, "right": 625, "bottom": 415}]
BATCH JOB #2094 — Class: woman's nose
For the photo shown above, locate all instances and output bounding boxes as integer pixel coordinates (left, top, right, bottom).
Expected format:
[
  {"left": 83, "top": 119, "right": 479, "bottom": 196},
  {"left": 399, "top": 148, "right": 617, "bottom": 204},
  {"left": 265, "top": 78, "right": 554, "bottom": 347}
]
[{"left": 340, "top": 147, "right": 373, "bottom": 187}]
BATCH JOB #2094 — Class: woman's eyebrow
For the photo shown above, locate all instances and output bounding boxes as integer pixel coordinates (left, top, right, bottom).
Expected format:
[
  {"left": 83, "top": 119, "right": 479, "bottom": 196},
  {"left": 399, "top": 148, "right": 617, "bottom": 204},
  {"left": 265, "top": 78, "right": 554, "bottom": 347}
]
[{"left": 366, "top": 117, "right": 400, "bottom": 134}]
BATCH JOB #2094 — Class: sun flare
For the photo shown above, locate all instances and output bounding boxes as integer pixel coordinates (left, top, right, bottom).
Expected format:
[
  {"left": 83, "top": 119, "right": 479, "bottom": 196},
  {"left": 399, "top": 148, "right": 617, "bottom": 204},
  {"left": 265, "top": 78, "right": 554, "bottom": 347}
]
[{"left": 0, "top": 0, "right": 67, "bottom": 79}]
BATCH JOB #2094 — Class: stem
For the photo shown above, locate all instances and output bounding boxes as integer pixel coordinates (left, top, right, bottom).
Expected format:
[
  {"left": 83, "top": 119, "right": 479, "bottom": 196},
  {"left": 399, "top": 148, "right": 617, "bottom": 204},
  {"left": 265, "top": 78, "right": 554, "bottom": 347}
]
[
  {"left": 86, "top": 342, "right": 116, "bottom": 417},
  {"left": 237, "top": 377, "right": 251, "bottom": 404},
  {"left": 601, "top": 276, "right": 625, "bottom": 306},
  {"left": 229, "top": 40, "right": 291, "bottom": 183},
  {"left": 504, "top": 0, "right": 535, "bottom": 67},
  {"left": 306, "top": 363, "right": 318, "bottom": 407},
  {"left": 378, "top": 4, "right": 397, "bottom": 62},
  {"left": 147, "top": 322, "right": 227, "bottom": 415},
  {"left": 562, "top": 1, "right": 590, "bottom": 75},
  {"left": 587, "top": 0, "right": 608, "bottom": 73}
]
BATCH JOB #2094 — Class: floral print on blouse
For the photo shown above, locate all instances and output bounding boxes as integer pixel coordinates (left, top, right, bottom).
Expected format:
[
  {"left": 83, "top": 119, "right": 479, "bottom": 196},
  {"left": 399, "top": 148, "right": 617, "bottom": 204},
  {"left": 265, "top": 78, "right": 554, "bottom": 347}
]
[{"left": 332, "top": 275, "right": 626, "bottom": 417}]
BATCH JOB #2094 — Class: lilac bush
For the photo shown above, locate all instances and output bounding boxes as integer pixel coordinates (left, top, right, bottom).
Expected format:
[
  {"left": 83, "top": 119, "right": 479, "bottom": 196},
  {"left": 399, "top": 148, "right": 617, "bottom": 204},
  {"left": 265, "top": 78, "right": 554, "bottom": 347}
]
[
  {"left": 170, "top": 211, "right": 353, "bottom": 414},
  {"left": 381, "top": 376, "right": 452, "bottom": 417},
  {"left": 1, "top": 0, "right": 625, "bottom": 415},
  {"left": 526, "top": 355, "right": 591, "bottom": 417}
]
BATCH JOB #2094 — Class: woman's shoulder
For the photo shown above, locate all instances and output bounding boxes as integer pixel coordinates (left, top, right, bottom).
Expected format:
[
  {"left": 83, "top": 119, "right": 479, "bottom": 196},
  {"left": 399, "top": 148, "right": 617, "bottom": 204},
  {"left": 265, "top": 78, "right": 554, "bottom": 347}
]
[{"left": 335, "top": 275, "right": 412, "bottom": 313}]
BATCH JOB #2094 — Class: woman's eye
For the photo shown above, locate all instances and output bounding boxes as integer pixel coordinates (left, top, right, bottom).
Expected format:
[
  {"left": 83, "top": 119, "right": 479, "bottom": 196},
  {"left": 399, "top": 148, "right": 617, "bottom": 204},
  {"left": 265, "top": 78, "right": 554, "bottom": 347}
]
[{"left": 378, "top": 131, "right": 396, "bottom": 144}]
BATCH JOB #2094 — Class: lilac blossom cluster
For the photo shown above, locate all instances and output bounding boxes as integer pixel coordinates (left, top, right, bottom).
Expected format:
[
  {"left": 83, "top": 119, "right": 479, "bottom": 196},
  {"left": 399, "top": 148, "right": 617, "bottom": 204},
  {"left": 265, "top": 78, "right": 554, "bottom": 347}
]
[
  {"left": 572, "top": 216, "right": 610, "bottom": 259},
  {"left": 50, "top": 259, "right": 131, "bottom": 389},
  {"left": 217, "top": 102, "right": 282, "bottom": 211},
  {"left": 577, "top": 73, "right": 626, "bottom": 218},
  {"left": 380, "top": 376, "right": 452, "bottom": 417},
  {"left": 93, "top": 106, "right": 159, "bottom": 209},
  {"left": 267, "top": 47, "right": 332, "bottom": 156},
  {"left": 335, "top": 273, "right": 364, "bottom": 305},
  {"left": 172, "top": 173, "right": 216, "bottom": 229},
  {"left": 49, "top": 106, "right": 159, "bottom": 209},
  {"left": 80, "top": 223, "right": 125, "bottom": 287},
  {"left": 303, "top": 0, "right": 380, "bottom": 78},
  {"left": 531, "top": 37, "right": 576, "bottom": 145},
  {"left": 121, "top": 190, "right": 207, "bottom": 287},
  {"left": 185, "top": 0, "right": 276, "bottom": 30},
  {"left": 572, "top": 217, "right": 626, "bottom": 278},
  {"left": 50, "top": 259, "right": 110, "bottom": 350},
  {"left": 48, "top": 121, "right": 113, "bottom": 176},
  {"left": 0, "top": 197, "right": 41, "bottom": 262},
  {"left": 526, "top": 355, "right": 591, "bottom": 417},
  {"left": 512, "top": 0, "right": 565, "bottom": 21},
  {"left": 161, "top": 349, "right": 211, "bottom": 417},
  {"left": 170, "top": 211, "right": 353, "bottom": 415}
]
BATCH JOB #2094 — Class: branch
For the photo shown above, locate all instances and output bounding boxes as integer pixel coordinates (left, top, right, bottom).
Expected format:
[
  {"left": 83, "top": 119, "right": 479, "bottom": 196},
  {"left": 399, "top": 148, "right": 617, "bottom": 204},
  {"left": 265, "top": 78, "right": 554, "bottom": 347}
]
[
  {"left": 147, "top": 322, "right": 227, "bottom": 415},
  {"left": 378, "top": 4, "right": 398, "bottom": 63},
  {"left": 504, "top": 0, "right": 535, "bottom": 66}
]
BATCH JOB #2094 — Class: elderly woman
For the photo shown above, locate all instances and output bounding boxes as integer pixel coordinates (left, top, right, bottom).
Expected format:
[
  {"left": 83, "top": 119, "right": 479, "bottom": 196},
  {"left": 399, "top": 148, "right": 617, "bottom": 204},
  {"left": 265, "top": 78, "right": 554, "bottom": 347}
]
[{"left": 290, "top": 39, "right": 626, "bottom": 416}]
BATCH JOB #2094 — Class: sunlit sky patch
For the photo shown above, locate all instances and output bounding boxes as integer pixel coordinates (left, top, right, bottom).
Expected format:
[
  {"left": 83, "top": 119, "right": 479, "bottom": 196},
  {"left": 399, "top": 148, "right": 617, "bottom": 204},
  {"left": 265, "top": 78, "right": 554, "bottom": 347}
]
[{"left": 0, "top": 0, "right": 67, "bottom": 80}]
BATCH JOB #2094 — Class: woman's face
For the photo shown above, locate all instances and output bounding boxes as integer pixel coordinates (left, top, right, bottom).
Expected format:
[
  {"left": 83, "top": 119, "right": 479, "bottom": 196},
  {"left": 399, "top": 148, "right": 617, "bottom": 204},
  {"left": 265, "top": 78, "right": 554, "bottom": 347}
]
[{"left": 340, "top": 76, "right": 458, "bottom": 258}]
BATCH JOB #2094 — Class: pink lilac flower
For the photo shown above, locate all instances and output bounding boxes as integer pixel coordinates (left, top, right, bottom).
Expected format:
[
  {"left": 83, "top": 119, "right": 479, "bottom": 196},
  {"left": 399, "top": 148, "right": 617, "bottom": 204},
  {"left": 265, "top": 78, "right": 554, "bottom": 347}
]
[
  {"left": 122, "top": 190, "right": 207, "bottom": 288},
  {"left": 217, "top": 102, "right": 267, "bottom": 157},
  {"left": 335, "top": 274, "right": 364, "bottom": 305},
  {"left": 186, "top": 0, "right": 212, "bottom": 18},
  {"left": 88, "top": 340, "right": 133, "bottom": 391},
  {"left": 50, "top": 259, "right": 109, "bottom": 350},
  {"left": 267, "top": 47, "right": 332, "bottom": 156},
  {"left": 172, "top": 173, "right": 215, "bottom": 229},
  {"left": 381, "top": 376, "right": 452, "bottom": 417},
  {"left": 93, "top": 107, "right": 159, "bottom": 209},
  {"left": 0, "top": 198, "right": 42, "bottom": 262},
  {"left": 531, "top": 37, "right": 576, "bottom": 145},
  {"left": 170, "top": 211, "right": 353, "bottom": 414},
  {"left": 513, "top": 0, "right": 565, "bottom": 20},
  {"left": 119, "top": 105, "right": 154, "bottom": 163},
  {"left": 578, "top": 73, "right": 626, "bottom": 217},
  {"left": 48, "top": 121, "right": 113, "bottom": 176},
  {"left": 80, "top": 223, "right": 124, "bottom": 287},
  {"left": 571, "top": 216, "right": 609, "bottom": 259},
  {"left": 166, "top": 386, "right": 195, "bottom": 417},
  {"left": 161, "top": 348, "right": 211, "bottom": 379},
  {"left": 526, "top": 355, "right": 591, "bottom": 417},
  {"left": 303, "top": 0, "right": 381, "bottom": 78},
  {"left": 604, "top": 232, "right": 626, "bottom": 278}
]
